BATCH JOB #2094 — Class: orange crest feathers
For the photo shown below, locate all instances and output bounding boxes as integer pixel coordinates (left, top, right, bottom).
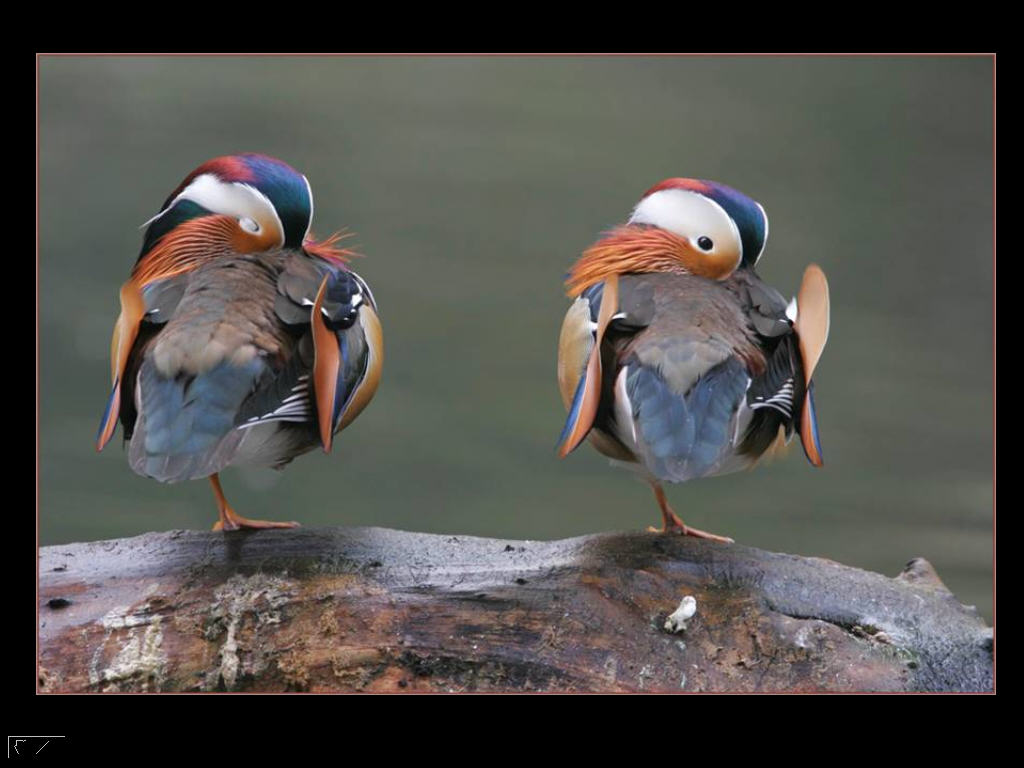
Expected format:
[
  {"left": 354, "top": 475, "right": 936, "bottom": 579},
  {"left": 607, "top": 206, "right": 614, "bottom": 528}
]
[{"left": 304, "top": 230, "right": 358, "bottom": 265}]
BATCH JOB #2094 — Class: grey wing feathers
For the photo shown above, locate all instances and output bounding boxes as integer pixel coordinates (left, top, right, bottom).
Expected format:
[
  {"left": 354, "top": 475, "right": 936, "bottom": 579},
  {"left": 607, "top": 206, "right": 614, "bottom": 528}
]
[
  {"left": 141, "top": 275, "right": 187, "bottom": 325},
  {"left": 738, "top": 332, "right": 806, "bottom": 457},
  {"left": 732, "top": 272, "right": 792, "bottom": 338},
  {"left": 728, "top": 269, "right": 807, "bottom": 457},
  {"left": 276, "top": 257, "right": 374, "bottom": 328},
  {"left": 236, "top": 334, "right": 315, "bottom": 428},
  {"left": 239, "top": 258, "right": 374, "bottom": 451}
]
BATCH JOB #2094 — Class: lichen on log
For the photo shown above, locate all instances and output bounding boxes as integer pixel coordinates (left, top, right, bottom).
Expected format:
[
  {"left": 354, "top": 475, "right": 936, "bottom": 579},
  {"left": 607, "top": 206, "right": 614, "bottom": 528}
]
[{"left": 38, "top": 528, "right": 993, "bottom": 692}]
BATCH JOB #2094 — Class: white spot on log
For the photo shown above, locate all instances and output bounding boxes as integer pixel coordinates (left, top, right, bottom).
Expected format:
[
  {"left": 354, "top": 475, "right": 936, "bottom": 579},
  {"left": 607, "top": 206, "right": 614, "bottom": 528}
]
[
  {"left": 90, "top": 610, "right": 166, "bottom": 692},
  {"left": 205, "top": 573, "right": 295, "bottom": 691},
  {"left": 101, "top": 605, "right": 157, "bottom": 630},
  {"left": 794, "top": 625, "right": 812, "bottom": 649},
  {"left": 220, "top": 615, "right": 241, "bottom": 691},
  {"left": 105, "top": 618, "right": 165, "bottom": 691},
  {"left": 602, "top": 656, "right": 619, "bottom": 685},
  {"left": 637, "top": 665, "right": 655, "bottom": 690},
  {"left": 664, "top": 596, "right": 697, "bottom": 634}
]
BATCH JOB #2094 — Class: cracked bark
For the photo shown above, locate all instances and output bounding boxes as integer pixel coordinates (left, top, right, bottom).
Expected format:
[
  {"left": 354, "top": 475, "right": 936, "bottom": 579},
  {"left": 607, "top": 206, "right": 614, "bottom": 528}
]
[{"left": 38, "top": 528, "right": 993, "bottom": 692}]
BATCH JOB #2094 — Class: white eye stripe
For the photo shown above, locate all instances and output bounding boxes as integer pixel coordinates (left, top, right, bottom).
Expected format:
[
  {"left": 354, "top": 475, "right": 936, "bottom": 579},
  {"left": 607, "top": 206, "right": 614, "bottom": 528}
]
[
  {"left": 754, "top": 201, "right": 769, "bottom": 264},
  {"left": 143, "top": 173, "right": 285, "bottom": 246},
  {"left": 629, "top": 188, "right": 743, "bottom": 262},
  {"left": 233, "top": 182, "right": 285, "bottom": 244},
  {"left": 302, "top": 174, "right": 314, "bottom": 242}
]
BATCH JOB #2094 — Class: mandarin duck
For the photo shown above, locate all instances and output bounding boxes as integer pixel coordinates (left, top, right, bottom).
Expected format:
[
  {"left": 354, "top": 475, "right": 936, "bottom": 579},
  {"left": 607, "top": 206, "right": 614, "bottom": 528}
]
[
  {"left": 96, "top": 154, "right": 383, "bottom": 531},
  {"left": 556, "top": 178, "right": 829, "bottom": 543}
]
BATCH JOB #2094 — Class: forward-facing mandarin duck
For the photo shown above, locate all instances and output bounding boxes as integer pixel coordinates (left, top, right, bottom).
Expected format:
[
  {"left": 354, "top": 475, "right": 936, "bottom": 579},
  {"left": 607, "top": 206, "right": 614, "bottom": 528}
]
[
  {"left": 556, "top": 178, "right": 829, "bottom": 543},
  {"left": 96, "top": 154, "right": 383, "bottom": 531}
]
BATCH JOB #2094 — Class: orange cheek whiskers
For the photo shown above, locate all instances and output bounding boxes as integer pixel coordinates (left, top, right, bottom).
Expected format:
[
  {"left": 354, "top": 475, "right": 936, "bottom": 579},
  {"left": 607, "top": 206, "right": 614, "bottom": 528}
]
[
  {"left": 132, "top": 215, "right": 238, "bottom": 287},
  {"left": 565, "top": 225, "right": 738, "bottom": 297}
]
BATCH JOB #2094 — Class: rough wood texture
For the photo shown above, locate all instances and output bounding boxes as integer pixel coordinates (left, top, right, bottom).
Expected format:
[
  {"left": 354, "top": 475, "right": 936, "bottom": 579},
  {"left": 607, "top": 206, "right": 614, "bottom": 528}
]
[{"left": 38, "top": 528, "right": 993, "bottom": 692}]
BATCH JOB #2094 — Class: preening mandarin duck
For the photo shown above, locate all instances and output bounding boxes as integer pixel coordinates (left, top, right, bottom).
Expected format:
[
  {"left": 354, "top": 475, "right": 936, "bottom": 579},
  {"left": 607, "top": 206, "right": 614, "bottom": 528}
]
[
  {"left": 96, "top": 154, "right": 383, "bottom": 531},
  {"left": 556, "top": 178, "right": 829, "bottom": 543}
]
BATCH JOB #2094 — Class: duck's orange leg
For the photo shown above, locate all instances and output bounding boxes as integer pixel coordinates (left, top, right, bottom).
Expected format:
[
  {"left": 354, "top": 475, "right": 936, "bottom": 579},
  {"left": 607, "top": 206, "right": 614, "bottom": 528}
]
[
  {"left": 646, "top": 481, "right": 734, "bottom": 543},
  {"left": 209, "top": 474, "right": 299, "bottom": 532}
]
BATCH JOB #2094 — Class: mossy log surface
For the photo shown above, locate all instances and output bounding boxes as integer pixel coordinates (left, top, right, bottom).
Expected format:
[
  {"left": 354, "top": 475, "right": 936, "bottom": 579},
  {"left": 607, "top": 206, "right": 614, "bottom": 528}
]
[{"left": 38, "top": 527, "right": 992, "bottom": 692}]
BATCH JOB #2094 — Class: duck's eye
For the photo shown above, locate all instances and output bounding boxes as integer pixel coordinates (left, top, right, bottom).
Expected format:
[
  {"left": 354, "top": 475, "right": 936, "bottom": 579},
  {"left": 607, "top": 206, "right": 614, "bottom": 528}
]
[
  {"left": 697, "top": 236, "right": 714, "bottom": 251},
  {"left": 239, "top": 217, "right": 260, "bottom": 233}
]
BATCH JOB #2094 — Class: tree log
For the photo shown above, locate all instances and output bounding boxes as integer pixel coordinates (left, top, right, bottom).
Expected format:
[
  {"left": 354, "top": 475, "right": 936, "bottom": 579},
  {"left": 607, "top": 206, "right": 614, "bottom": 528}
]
[{"left": 38, "top": 528, "right": 993, "bottom": 692}]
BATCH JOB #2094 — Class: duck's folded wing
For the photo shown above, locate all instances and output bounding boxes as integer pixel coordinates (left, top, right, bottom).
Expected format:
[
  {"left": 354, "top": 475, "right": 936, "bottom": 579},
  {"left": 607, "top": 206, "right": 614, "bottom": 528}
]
[
  {"left": 557, "top": 275, "right": 660, "bottom": 457},
  {"left": 737, "top": 332, "right": 805, "bottom": 459},
  {"left": 729, "top": 265, "right": 829, "bottom": 467},
  {"left": 96, "top": 273, "right": 188, "bottom": 451},
  {"left": 248, "top": 256, "right": 382, "bottom": 453},
  {"left": 792, "top": 265, "right": 829, "bottom": 465}
]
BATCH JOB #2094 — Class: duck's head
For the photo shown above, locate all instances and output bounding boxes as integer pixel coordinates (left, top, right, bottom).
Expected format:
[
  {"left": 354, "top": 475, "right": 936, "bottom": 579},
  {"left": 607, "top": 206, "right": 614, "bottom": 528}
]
[
  {"left": 138, "top": 153, "right": 314, "bottom": 262},
  {"left": 566, "top": 177, "right": 769, "bottom": 296},
  {"left": 630, "top": 178, "right": 769, "bottom": 271}
]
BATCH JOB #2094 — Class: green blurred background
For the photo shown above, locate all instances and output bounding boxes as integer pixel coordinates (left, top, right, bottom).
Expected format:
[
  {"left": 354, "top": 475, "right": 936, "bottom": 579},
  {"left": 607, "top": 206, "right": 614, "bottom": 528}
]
[{"left": 39, "top": 56, "right": 993, "bottom": 621}]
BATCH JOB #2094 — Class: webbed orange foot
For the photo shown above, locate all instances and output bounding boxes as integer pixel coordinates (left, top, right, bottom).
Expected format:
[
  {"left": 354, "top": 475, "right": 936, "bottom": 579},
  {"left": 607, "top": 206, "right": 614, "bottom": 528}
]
[
  {"left": 212, "top": 514, "right": 299, "bottom": 532},
  {"left": 209, "top": 473, "right": 298, "bottom": 532},
  {"left": 647, "top": 482, "right": 734, "bottom": 543}
]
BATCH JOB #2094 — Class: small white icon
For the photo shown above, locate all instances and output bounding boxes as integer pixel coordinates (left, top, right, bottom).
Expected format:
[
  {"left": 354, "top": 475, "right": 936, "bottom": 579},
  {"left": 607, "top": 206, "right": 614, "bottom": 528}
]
[{"left": 8, "top": 736, "right": 66, "bottom": 758}]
